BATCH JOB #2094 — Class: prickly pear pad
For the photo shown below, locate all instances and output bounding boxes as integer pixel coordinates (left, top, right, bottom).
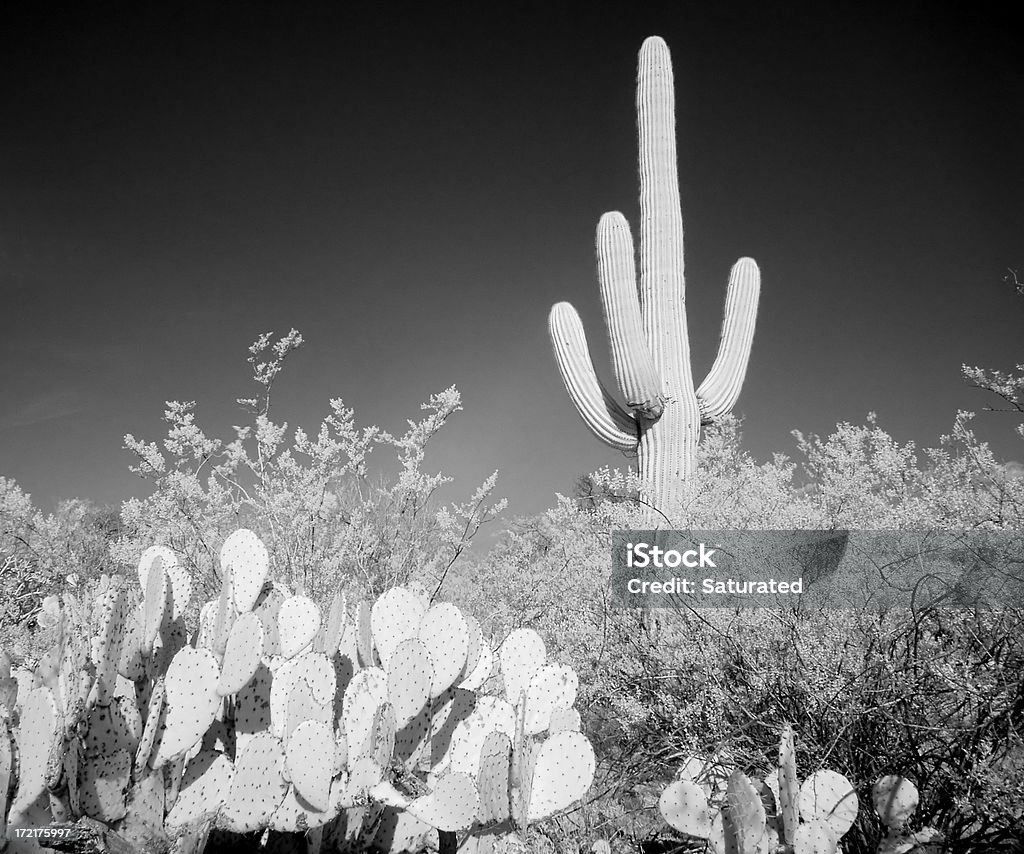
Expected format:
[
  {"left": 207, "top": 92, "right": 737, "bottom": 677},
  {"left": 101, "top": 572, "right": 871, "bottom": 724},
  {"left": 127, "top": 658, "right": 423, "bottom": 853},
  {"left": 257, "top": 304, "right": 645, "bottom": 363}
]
[
  {"left": 135, "top": 677, "right": 165, "bottom": 770},
  {"left": 270, "top": 657, "right": 303, "bottom": 739},
  {"left": 778, "top": 724, "right": 800, "bottom": 846},
  {"left": 285, "top": 720, "right": 335, "bottom": 812},
  {"left": 196, "top": 599, "right": 218, "bottom": 650},
  {"left": 371, "top": 588, "right": 424, "bottom": 669},
  {"left": 419, "top": 603, "right": 469, "bottom": 699},
  {"left": 547, "top": 705, "right": 581, "bottom": 734},
  {"left": 212, "top": 561, "right": 236, "bottom": 659},
  {"left": 142, "top": 556, "right": 169, "bottom": 651},
  {"left": 269, "top": 775, "right": 345, "bottom": 832},
  {"left": 478, "top": 696, "right": 518, "bottom": 739},
  {"left": 165, "top": 560, "right": 193, "bottom": 620},
  {"left": 343, "top": 667, "right": 388, "bottom": 759},
  {"left": 235, "top": 662, "right": 273, "bottom": 756},
  {"left": 220, "top": 529, "right": 269, "bottom": 613},
  {"left": 298, "top": 651, "right": 337, "bottom": 708},
  {"left": 152, "top": 647, "right": 221, "bottom": 768},
  {"left": 407, "top": 772, "right": 479, "bottom": 832},
  {"left": 430, "top": 687, "right": 476, "bottom": 772},
  {"left": 253, "top": 583, "right": 287, "bottom": 658},
  {"left": 333, "top": 728, "right": 348, "bottom": 776},
  {"left": 118, "top": 602, "right": 147, "bottom": 675},
  {"left": 0, "top": 720, "right": 11, "bottom": 835},
  {"left": 219, "top": 732, "right": 289, "bottom": 833},
  {"left": 373, "top": 806, "right": 434, "bottom": 854},
  {"left": 121, "top": 767, "right": 166, "bottom": 844},
  {"left": 446, "top": 697, "right": 515, "bottom": 779},
  {"left": 278, "top": 596, "right": 322, "bottom": 659},
  {"left": 872, "top": 775, "right": 919, "bottom": 830},
  {"left": 659, "top": 780, "right": 712, "bottom": 838},
  {"left": 477, "top": 730, "right": 513, "bottom": 824},
  {"left": 318, "top": 589, "right": 348, "bottom": 658},
  {"left": 84, "top": 700, "right": 139, "bottom": 759},
  {"left": 394, "top": 705, "right": 431, "bottom": 770},
  {"left": 500, "top": 629, "right": 546, "bottom": 706},
  {"left": 137, "top": 546, "right": 177, "bottom": 601},
  {"left": 369, "top": 702, "right": 397, "bottom": 769},
  {"left": 526, "top": 731, "right": 595, "bottom": 823},
  {"left": 462, "top": 614, "right": 483, "bottom": 680},
  {"left": 524, "top": 664, "right": 578, "bottom": 735},
  {"left": 356, "top": 599, "right": 375, "bottom": 667},
  {"left": 460, "top": 633, "right": 494, "bottom": 693},
  {"left": 286, "top": 676, "right": 332, "bottom": 743},
  {"left": 10, "top": 688, "right": 59, "bottom": 811},
  {"left": 723, "top": 772, "right": 766, "bottom": 854},
  {"left": 137, "top": 544, "right": 170, "bottom": 587},
  {"left": 151, "top": 615, "right": 188, "bottom": 676},
  {"left": 37, "top": 647, "right": 60, "bottom": 704},
  {"left": 140, "top": 546, "right": 192, "bottom": 620},
  {"left": 11, "top": 667, "right": 36, "bottom": 706},
  {"left": 386, "top": 639, "right": 432, "bottom": 728},
  {"left": 793, "top": 818, "right": 838, "bottom": 853},
  {"left": 347, "top": 755, "right": 384, "bottom": 798},
  {"left": 165, "top": 750, "right": 234, "bottom": 829},
  {"left": 799, "top": 770, "right": 858, "bottom": 838},
  {"left": 447, "top": 713, "right": 493, "bottom": 779},
  {"left": 78, "top": 747, "right": 131, "bottom": 822},
  {"left": 91, "top": 585, "right": 129, "bottom": 704},
  {"left": 218, "top": 611, "right": 264, "bottom": 696}
]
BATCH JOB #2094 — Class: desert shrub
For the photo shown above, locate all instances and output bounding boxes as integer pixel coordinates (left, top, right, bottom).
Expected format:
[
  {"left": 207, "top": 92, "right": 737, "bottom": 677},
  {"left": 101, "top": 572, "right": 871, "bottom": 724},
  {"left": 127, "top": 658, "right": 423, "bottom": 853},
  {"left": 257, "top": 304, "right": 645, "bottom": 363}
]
[
  {"left": 113, "top": 329, "right": 506, "bottom": 611},
  {"left": 471, "top": 413, "right": 1023, "bottom": 853},
  {"left": 0, "top": 478, "right": 122, "bottom": 663}
]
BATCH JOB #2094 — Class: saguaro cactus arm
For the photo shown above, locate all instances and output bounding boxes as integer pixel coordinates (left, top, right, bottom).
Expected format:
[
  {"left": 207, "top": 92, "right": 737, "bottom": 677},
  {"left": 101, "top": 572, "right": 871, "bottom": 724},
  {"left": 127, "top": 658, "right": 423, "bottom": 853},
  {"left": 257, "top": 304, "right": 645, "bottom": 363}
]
[
  {"left": 695, "top": 257, "right": 761, "bottom": 423},
  {"left": 597, "top": 212, "right": 666, "bottom": 422},
  {"left": 548, "top": 303, "right": 637, "bottom": 452}
]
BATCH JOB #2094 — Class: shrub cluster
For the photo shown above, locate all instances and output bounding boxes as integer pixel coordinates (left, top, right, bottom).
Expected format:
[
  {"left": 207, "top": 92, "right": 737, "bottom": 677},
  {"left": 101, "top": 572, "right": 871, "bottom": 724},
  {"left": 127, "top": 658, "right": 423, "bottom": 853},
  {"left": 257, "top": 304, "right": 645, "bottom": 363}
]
[{"left": 1, "top": 335, "right": 1021, "bottom": 853}]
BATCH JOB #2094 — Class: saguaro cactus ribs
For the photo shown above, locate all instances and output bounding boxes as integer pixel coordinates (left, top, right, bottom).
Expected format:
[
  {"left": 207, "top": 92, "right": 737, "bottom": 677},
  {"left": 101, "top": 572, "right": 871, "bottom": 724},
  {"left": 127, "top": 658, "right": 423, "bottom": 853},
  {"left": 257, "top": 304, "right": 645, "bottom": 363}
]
[{"left": 549, "top": 36, "right": 761, "bottom": 514}]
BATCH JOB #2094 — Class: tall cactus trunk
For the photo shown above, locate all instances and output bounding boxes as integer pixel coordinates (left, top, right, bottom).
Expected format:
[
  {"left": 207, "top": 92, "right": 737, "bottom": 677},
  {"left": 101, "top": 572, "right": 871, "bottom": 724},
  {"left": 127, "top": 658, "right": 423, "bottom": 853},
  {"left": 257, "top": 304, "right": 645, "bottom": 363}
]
[
  {"left": 548, "top": 36, "right": 761, "bottom": 518},
  {"left": 639, "top": 397, "right": 700, "bottom": 513},
  {"left": 636, "top": 37, "right": 700, "bottom": 512}
]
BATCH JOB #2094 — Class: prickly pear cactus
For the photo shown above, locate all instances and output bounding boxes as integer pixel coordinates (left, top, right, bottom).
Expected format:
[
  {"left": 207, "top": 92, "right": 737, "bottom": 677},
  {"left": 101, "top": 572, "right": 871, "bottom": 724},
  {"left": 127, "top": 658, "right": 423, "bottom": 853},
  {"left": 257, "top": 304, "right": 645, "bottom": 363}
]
[
  {"left": 1, "top": 532, "right": 596, "bottom": 854},
  {"left": 660, "top": 725, "right": 858, "bottom": 854},
  {"left": 872, "top": 775, "right": 944, "bottom": 854}
]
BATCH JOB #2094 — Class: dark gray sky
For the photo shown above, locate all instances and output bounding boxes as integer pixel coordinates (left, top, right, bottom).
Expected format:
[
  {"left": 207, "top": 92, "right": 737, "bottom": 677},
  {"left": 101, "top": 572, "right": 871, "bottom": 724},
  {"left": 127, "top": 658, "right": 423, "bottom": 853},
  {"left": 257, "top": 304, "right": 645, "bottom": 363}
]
[{"left": 2, "top": 3, "right": 1022, "bottom": 518}]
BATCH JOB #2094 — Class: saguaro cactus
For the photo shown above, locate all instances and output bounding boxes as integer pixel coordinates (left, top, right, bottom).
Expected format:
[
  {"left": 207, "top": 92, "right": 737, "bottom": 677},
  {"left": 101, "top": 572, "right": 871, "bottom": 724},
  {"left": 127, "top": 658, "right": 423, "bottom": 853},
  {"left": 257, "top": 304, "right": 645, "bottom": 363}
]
[{"left": 548, "top": 36, "right": 761, "bottom": 513}]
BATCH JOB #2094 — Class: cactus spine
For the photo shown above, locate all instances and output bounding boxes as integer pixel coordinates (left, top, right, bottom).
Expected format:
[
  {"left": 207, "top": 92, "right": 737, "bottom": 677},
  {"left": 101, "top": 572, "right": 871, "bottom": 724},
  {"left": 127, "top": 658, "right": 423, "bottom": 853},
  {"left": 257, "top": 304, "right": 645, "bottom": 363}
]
[{"left": 549, "top": 36, "right": 760, "bottom": 512}]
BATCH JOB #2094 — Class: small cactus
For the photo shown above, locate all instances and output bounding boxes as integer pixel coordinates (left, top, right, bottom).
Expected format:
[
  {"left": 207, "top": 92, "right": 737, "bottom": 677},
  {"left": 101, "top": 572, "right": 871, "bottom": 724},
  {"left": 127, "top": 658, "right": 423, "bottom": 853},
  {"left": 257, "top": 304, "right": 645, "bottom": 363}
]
[
  {"left": 660, "top": 726, "right": 857, "bottom": 854},
  {"left": 872, "top": 775, "right": 944, "bottom": 854},
  {"left": 872, "top": 775, "right": 919, "bottom": 831}
]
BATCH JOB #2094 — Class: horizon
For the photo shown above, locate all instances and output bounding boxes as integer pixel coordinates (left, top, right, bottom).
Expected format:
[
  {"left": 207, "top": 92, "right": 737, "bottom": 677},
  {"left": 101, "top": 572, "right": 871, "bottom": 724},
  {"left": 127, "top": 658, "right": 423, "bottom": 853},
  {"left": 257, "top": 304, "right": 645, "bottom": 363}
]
[{"left": 2, "top": 4, "right": 1022, "bottom": 521}]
